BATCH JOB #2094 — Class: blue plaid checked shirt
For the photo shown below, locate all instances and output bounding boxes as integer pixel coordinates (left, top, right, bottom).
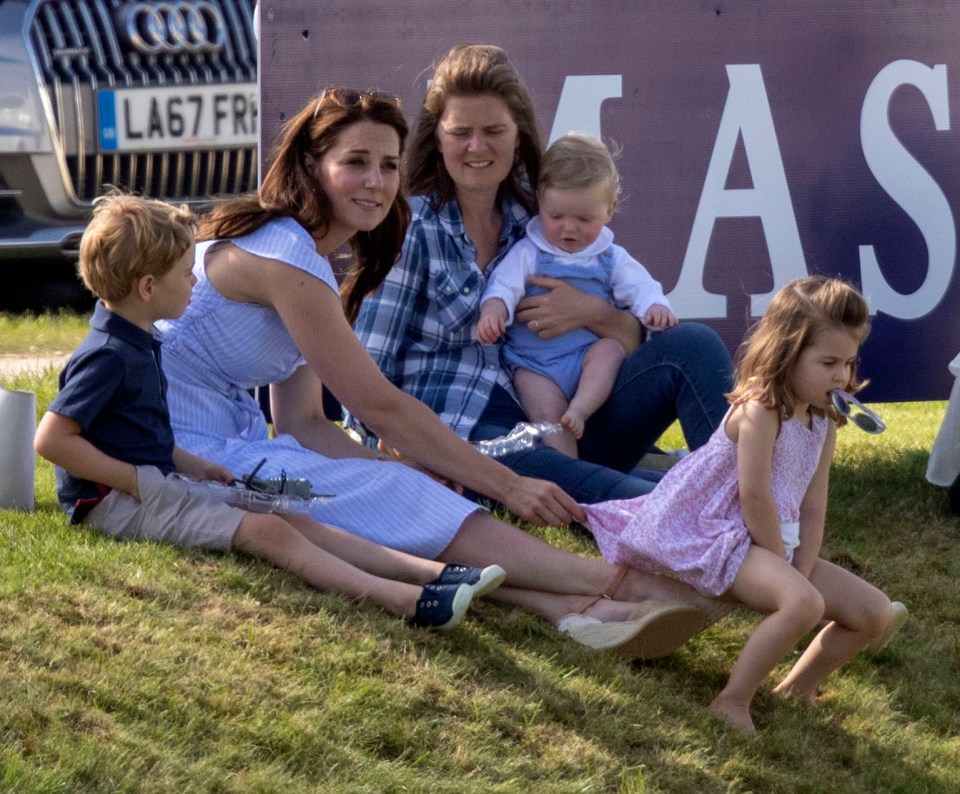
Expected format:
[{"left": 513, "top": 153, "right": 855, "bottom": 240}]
[{"left": 351, "top": 193, "right": 530, "bottom": 439}]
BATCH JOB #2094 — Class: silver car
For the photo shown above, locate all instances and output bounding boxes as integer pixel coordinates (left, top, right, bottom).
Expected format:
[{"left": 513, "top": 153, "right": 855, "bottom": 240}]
[{"left": 0, "top": 0, "right": 258, "bottom": 303}]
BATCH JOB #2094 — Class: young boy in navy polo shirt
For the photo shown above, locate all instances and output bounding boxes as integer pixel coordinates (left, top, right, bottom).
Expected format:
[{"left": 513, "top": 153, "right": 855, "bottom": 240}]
[{"left": 35, "top": 192, "right": 503, "bottom": 629}]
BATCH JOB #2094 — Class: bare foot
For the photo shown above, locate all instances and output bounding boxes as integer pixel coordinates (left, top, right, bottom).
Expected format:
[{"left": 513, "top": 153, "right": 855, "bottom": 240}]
[
  {"left": 772, "top": 683, "right": 820, "bottom": 709},
  {"left": 561, "top": 409, "right": 586, "bottom": 439},
  {"left": 709, "top": 695, "right": 757, "bottom": 737}
]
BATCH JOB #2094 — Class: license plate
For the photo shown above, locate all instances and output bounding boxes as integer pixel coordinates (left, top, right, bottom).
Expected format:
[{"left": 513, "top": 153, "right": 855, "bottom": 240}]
[{"left": 97, "top": 84, "right": 257, "bottom": 152}]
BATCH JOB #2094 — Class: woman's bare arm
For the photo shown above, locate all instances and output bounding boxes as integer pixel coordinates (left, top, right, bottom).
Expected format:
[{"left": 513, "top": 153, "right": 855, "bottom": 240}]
[{"left": 218, "top": 248, "right": 583, "bottom": 526}]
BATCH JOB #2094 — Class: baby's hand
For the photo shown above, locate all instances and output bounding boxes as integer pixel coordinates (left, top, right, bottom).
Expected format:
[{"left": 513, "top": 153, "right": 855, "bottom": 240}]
[
  {"left": 477, "top": 315, "right": 505, "bottom": 344},
  {"left": 477, "top": 299, "right": 509, "bottom": 344},
  {"left": 643, "top": 304, "right": 678, "bottom": 330}
]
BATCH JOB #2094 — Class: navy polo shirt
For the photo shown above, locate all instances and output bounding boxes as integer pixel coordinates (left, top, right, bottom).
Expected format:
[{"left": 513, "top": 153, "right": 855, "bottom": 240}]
[{"left": 49, "top": 302, "right": 176, "bottom": 520}]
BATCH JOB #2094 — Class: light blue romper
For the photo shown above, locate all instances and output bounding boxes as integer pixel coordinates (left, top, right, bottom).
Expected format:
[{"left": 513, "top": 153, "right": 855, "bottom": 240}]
[
  {"left": 157, "top": 217, "right": 479, "bottom": 559},
  {"left": 501, "top": 246, "right": 617, "bottom": 400}
]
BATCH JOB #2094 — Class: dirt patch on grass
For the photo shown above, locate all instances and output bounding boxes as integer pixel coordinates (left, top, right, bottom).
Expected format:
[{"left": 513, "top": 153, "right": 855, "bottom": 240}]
[{"left": 0, "top": 354, "right": 70, "bottom": 378}]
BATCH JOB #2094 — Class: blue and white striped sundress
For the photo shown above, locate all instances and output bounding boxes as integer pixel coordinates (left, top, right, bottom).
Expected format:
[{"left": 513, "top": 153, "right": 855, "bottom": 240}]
[{"left": 157, "top": 217, "right": 478, "bottom": 558}]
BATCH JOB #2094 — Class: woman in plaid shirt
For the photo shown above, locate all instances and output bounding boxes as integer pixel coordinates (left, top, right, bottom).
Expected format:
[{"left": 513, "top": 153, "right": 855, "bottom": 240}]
[{"left": 354, "top": 43, "right": 733, "bottom": 506}]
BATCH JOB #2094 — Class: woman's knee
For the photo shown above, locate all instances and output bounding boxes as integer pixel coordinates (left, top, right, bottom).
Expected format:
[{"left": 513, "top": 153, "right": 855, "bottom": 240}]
[
  {"left": 661, "top": 322, "right": 731, "bottom": 368},
  {"left": 658, "top": 321, "right": 721, "bottom": 350},
  {"left": 619, "top": 322, "right": 732, "bottom": 389}
]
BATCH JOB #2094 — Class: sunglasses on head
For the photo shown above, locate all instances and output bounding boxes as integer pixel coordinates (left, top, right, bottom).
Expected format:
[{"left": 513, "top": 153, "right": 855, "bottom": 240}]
[
  {"left": 829, "top": 389, "right": 886, "bottom": 434},
  {"left": 312, "top": 87, "right": 401, "bottom": 120}
]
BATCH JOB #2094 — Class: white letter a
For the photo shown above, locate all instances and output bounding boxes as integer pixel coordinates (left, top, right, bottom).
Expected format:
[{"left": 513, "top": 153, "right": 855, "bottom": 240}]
[{"left": 669, "top": 64, "right": 806, "bottom": 318}]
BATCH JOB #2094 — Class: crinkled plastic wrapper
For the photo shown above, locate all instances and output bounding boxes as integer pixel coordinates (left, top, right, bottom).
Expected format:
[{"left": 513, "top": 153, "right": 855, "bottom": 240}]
[
  {"left": 472, "top": 422, "right": 563, "bottom": 458},
  {"left": 172, "top": 475, "right": 331, "bottom": 514}
]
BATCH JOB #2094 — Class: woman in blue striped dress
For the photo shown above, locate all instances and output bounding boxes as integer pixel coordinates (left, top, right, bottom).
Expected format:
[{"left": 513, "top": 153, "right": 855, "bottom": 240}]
[{"left": 157, "top": 87, "right": 715, "bottom": 657}]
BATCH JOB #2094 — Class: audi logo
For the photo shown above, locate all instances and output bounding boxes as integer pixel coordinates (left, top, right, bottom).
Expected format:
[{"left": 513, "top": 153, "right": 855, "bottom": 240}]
[{"left": 119, "top": 2, "right": 226, "bottom": 55}]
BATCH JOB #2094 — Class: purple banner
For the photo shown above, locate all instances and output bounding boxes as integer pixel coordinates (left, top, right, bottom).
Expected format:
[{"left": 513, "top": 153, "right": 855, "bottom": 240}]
[{"left": 260, "top": 1, "right": 960, "bottom": 401}]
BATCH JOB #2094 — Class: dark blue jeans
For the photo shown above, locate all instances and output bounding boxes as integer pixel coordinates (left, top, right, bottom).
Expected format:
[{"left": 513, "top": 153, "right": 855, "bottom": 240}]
[{"left": 469, "top": 322, "right": 733, "bottom": 504}]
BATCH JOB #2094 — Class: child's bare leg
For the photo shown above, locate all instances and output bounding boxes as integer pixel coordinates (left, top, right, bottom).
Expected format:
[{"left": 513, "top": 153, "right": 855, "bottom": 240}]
[
  {"left": 711, "top": 546, "right": 825, "bottom": 735},
  {"left": 564, "top": 338, "right": 625, "bottom": 440},
  {"left": 514, "top": 367, "right": 578, "bottom": 457},
  {"left": 773, "top": 558, "right": 892, "bottom": 704},
  {"left": 232, "top": 512, "right": 424, "bottom": 618},
  {"left": 284, "top": 513, "right": 445, "bottom": 584}
]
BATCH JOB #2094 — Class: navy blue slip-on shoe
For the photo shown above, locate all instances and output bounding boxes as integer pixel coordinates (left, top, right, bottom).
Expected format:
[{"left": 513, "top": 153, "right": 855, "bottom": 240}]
[
  {"left": 431, "top": 563, "right": 506, "bottom": 598},
  {"left": 409, "top": 582, "right": 473, "bottom": 630}
]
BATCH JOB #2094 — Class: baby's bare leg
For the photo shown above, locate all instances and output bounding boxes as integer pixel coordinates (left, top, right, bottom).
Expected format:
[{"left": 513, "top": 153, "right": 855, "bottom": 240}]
[
  {"left": 514, "top": 367, "right": 578, "bottom": 457},
  {"left": 564, "top": 339, "right": 626, "bottom": 440}
]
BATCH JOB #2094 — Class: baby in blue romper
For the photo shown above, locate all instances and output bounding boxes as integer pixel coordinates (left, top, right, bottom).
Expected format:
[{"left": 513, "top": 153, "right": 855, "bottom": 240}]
[{"left": 478, "top": 133, "right": 677, "bottom": 458}]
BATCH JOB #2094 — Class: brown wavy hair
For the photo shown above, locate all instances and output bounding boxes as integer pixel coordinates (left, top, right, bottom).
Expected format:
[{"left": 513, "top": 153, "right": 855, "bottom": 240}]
[
  {"left": 727, "top": 275, "right": 871, "bottom": 422},
  {"left": 198, "top": 88, "right": 411, "bottom": 323},
  {"left": 405, "top": 43, "right": 543, "bottom": 215}
]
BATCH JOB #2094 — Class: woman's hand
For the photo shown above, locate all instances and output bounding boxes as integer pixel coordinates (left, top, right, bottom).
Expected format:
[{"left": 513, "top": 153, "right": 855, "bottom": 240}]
[
  {"left": 515, "top": 275, "right": 643, "bottom": 353},
  {"left": 504, "top": 476, "right": 585, "bottom": 527},
  {"left": 381, "top": 438, "right": 580, "bottom": 525},
  {"left": 515, "top": 275, "right": 595, "bottom": 338}
]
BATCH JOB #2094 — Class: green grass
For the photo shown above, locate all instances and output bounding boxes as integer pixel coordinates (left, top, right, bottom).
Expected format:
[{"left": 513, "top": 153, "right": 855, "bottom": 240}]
[
  {"left": 2, "top": 359, "right": 959, "bottom": 791},
  {"left": 0, "top": 311, "right": 89, "bottom": 356}
]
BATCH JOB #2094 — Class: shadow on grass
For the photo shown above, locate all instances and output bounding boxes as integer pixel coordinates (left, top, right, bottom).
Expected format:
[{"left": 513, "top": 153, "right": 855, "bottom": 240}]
[
  {"left": 203, "top": 549, "right": 956, "bottom": 792},
  {"left": 5, "top": 428, "right": 958, "bottom": 791}
]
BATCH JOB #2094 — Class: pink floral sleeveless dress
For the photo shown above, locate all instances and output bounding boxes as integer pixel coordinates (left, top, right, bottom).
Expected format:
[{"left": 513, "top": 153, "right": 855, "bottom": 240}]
[{"left": 581, "top": 409, "right": 829, "bottom": 596}]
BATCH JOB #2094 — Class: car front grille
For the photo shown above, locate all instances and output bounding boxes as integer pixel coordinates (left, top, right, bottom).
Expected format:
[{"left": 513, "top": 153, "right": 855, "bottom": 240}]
[{"left": 27, "top": 0, "right": 258, "bottom": 203}]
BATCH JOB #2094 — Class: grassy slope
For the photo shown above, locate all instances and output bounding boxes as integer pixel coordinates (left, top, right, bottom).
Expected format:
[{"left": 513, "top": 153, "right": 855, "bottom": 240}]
[{"left": 1, "top": 370, "right": 958, "bottom": 793}]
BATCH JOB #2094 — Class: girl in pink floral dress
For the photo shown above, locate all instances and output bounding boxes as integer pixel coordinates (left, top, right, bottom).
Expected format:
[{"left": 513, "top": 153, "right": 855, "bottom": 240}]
[{"left": 582, "top": 276, "right": 903, "bottom": 735}]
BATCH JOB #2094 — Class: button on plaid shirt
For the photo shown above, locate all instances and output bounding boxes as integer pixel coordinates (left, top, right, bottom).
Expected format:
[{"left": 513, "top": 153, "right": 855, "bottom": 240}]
[{"left": 352, "top": 193, "right": 529, "bottom": 439}]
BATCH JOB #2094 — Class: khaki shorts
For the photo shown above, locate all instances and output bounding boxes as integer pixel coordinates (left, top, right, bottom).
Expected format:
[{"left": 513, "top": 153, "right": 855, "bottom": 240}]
[{"left": 83, "top": 466, "right": 246, "bottom": 550}]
